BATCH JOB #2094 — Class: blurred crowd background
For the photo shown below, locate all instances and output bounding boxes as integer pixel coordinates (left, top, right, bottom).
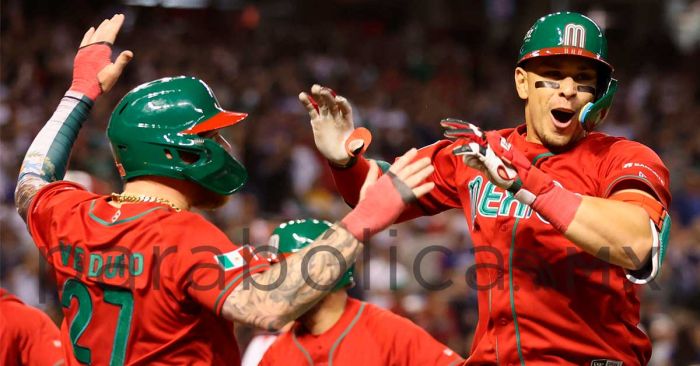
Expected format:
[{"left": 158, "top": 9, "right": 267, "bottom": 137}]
[{"left": 1, "top": 0, "right": 699, "bottom": 364}]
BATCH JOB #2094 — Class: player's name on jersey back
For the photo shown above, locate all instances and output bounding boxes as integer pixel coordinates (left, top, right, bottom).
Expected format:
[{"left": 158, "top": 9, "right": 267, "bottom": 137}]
[{"left": 56, "top": 241, "right": 145, "bottom": 280}]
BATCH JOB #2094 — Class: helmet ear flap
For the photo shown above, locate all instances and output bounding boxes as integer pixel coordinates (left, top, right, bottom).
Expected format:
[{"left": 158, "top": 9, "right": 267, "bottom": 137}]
[
  {"left": 579, "top": 78, "right": 618, "bottom": 131},
  {"left": 173, "top": 148, "right": 203, "bottom": 165},
  {"left": 107, "top": 76, "right": 249, "bottom": 195}
]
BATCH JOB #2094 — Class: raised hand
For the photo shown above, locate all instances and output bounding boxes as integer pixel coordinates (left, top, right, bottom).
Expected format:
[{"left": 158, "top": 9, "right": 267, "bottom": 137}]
[
  {"left": 299, "top": 85, "right": 371, "bottom": 166},
  {"left": 70, "top": 14, "right": 133, "bottom": 100},
  {"left": 342, "top": 148, "right": 435, "bottom": 240}
]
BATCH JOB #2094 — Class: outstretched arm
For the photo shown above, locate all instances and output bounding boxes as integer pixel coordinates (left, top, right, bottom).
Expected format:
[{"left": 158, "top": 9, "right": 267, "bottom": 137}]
[
  {"left": 222, "top": 149, "right": 435, "bottom": 330},
  {"left": 15, "top": 14, "right": 132, "bottom": 221},
  {"left": 299, "top": 85, "right": 461, "bottom": 221}
]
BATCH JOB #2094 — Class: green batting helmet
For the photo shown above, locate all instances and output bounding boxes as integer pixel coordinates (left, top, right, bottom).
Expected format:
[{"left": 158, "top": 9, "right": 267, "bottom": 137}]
[
  {"left": 269, "top": 219, "right": 355, "bottom": 291},
  {"left": 518, "top": 12, "right": 618, "bottom": 131},
  {"left": 107, "top": 76, "right": 248, "bottom": 195}
]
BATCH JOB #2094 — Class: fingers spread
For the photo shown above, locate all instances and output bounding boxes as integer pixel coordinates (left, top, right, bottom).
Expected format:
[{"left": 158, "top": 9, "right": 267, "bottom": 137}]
[
  {"left": 317, "top": 87, "right": 337, "bottom": 118},
  {"left": 91, "top": 19, "right": 110, "bottom": 41},
  {"left": 336, "top": 96, "right": 353, "bottom": 119},
  {"left": 389, "top": 148, "right": 418, "bottom": 174},
  {"left": 80, "top": 27, "right": 96, "bottom": 48},
  {"left": 322, "top": 88, "right": 340, "bottom": 117},
  {"left": 401, "top": 163, "right": 434, "bottom": 188},
  {"left": 114, "top": 50, "right": 133, "bottom": 70},
  {"left": 412, "top": 182, "right": 435, "bottom": 199},
  {"left": 93, "top": 14, "right": 125, "bottom": 44},
  {"left": 311, "top": 84, "right": 323, "bottom": 96},
  {"left": 394, "top": 157, "right": 431, "bottom": 181},
  {"left": 298, "top": 92, "right": 320, "bottom": 119}
]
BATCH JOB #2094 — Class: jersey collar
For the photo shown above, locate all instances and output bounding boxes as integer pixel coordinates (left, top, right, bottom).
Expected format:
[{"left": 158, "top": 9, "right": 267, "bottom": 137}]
[
  {"left": 506, "top": 124, "right": 555, "bottom": 165},
  {"left": 88, "top": 196, "right": 169, "bottom": 226},
  {"left": 295, "top": 297, "right": 362, "bottom": 339}
]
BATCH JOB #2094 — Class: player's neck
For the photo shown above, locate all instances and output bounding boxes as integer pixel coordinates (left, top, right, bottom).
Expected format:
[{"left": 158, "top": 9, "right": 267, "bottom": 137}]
[
  {"left": 300, "top": 291, "right": 348, "bottom": 335},
  {"left": 114, "top": 177, "right": 191, "bottom": 211}
]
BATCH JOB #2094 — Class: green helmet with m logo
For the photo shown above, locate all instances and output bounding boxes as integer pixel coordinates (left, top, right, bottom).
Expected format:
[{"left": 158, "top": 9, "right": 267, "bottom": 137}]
[{"left": 518, "top": 12, "right": 618, "bottom": 131}]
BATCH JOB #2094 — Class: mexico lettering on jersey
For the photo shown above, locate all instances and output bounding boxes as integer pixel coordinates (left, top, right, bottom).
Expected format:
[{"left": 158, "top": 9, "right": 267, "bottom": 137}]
[
  {"left": 331, "top": 125, "right": 670, "bottom": 366},
  {"left": 27, "top": 182, "right": 270, "bottom": 366}
]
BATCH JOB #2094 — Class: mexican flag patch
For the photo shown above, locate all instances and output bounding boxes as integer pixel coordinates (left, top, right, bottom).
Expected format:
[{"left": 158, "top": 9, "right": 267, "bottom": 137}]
[{"left": 215, "top": 246, "right": 255, "bottom": 271}]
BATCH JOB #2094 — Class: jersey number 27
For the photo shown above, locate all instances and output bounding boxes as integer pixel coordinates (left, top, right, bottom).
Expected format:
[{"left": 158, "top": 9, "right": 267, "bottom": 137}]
[{"left": 61, "top": 279, "right": 134, "bottom": 366}]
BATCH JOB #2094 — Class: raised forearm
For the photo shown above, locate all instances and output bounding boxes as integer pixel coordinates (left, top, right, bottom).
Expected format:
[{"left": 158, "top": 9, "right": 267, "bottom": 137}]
[
  {"left": 222, "top": 223, "right": 362, "bottom": 330},
  {"left": 331, "top": 156, "right": 432, "bottom": 222},
  {"left": 15, "top": 92, "right": 92, "bottom": 220},
  {"left": 564, "top": 196, "right": 653, "bottom": 269}
]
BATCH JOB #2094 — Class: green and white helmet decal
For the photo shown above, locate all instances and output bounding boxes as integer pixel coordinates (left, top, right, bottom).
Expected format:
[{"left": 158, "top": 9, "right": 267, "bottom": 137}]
[
  {"left": 107, "top": 76, "right": 249, "bottom": 195},
  {"left": 270, "top": 219, "right": 355, "bottom": 290},
  {"left": 518, "top": 12, "right": 618, "bottom": 131}
]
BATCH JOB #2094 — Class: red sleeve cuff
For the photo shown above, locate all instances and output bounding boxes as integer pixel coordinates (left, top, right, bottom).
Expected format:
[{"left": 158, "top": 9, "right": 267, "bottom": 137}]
[{"left": 330, "top": 156, "right": 373, "bottom": 208}]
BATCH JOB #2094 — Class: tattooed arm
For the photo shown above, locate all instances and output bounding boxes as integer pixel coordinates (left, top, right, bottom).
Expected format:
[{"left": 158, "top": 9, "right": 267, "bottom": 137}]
[
  {"left": 222, "top": 149, "right": 435, "bottom": 330},
  {"left": 15, "top": 15, "right": 132, "bottom": 222},
  {"left": 223, "top": 223, "right": 362, "bottom": 330},
  {"left": 15, "top": 93, "right": 93, "bottom": 221}
]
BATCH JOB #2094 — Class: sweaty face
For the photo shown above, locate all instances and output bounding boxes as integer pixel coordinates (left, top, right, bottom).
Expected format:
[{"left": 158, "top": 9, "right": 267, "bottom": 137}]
[{"left": 515, "top": 56, "right": 599, "bottom": 150}]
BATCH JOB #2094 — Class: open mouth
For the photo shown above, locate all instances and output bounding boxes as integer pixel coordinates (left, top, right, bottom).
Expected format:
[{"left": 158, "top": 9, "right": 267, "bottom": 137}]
[{"left": 550, "top": 108, "right": 575, "bottom": 128}]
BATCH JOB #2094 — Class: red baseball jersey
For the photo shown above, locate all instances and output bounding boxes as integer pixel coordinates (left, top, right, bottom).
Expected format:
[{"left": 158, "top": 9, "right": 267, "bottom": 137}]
[
  {"left": 259, "top": 297, "right": 464, "bottom": 366},
  {"left": 0, "top": 288, "right": 64, "bottom": 366},
  {"left": 27, "top": 182, "right": 270, "bottom": 365},
  {"left": 332, "top": 125, "right": 671, "bottom": 365}
]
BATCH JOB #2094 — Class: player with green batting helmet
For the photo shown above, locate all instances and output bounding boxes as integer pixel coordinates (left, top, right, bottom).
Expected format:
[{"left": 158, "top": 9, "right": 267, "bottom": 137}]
[
  {"left": 517, "top": 11, "right": 618, "bottom": 131},
  {"left": 107, "top": 76, "right": 248, "bottom": 195},
  {"left": 269, "top": 219, "right": 355, "bottom": 290}
]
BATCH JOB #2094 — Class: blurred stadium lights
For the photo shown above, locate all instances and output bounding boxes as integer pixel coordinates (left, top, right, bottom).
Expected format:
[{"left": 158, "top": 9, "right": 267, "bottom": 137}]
[{"left": 122, "top": 0, "right": 246, "bottom": 9}]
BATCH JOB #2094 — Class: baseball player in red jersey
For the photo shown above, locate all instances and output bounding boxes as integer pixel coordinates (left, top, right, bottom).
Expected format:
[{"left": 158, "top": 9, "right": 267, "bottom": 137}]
[
  {"left": 259, "top": 220, "right": 465, "bottom": 366},
  {"left": 299, "top": 12, "right": 671, "bottom": 366},
  {"left": 14, "top": 15, "right": 435, "bottom": 365},
  {"left": 0, "top": 288, "right": 64, "bottom": 366}
]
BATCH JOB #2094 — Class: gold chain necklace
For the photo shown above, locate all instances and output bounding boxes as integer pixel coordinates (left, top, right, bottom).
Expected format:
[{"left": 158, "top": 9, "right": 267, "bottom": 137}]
[{"left": 110, "top": 193, "right": 182, "bottom": 212}]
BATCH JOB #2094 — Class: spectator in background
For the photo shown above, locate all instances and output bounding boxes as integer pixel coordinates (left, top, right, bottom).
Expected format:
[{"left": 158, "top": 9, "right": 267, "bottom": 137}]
[{"left": 1, "top": 0, "right": 699, "bottom": 361}]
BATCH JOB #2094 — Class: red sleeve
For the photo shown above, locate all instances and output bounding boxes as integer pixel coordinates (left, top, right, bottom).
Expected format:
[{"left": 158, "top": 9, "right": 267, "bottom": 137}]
[
  {"left": 371, "top": 308, "right": 464, "bottom": 365},
  {"left": 599, "top": 140, "right": 671, "bottom": 208},
  {"left": 0, "top": 293, "right": 64, "bottom": 366},
  {"left": 171, "top": 218, "right": 271, "bottom": 316},
  {"left": 258, "top": 339, "right": 280, "bottom": 366},
  {"left": 330, "top": 140, "right": 462, "bottom": 221},
  {"left": 23, "top": 306, "right": 64, "bottom": 366},
  {"left": 27, "top": 181, "right": 93, "bottom": 258}
]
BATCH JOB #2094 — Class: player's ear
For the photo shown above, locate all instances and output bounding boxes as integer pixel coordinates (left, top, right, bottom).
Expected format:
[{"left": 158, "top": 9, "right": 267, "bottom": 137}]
[{"left": 514, "top": 67, "right": 529, "bottom": 100}]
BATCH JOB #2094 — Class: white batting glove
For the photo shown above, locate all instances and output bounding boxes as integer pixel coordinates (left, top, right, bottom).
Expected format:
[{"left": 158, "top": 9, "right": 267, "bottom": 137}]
[
  {"left": 299, "top": 85, "right": 371, "bottom": 166},
  {"left": 441, "top": 118, "right": 519, "bottom": 191}
]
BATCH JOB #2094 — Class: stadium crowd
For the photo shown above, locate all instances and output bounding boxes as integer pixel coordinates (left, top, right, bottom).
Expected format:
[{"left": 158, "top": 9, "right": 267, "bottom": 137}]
[{"left": 1, "top": 0, "right": 699, "bottom": 364}]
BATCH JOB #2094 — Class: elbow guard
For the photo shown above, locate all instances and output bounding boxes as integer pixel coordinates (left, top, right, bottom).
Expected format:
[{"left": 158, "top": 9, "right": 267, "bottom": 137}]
[{"left": 609, "top": 191, "right": 671, "bottom": 284}]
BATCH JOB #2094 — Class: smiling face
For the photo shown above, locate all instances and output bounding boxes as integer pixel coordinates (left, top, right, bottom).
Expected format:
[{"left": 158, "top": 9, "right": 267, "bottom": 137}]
[{"left": 514, "top": 55, "right": 599, "bottom": 150}]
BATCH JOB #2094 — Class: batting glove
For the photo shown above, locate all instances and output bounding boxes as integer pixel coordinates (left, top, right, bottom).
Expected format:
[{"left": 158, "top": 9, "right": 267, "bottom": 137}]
[
  {"left": 441, "top": 118, "right": 581, "bottom": 232},
  {"left": 441, "top": 118, "right": 520, "bottom": 192}
]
